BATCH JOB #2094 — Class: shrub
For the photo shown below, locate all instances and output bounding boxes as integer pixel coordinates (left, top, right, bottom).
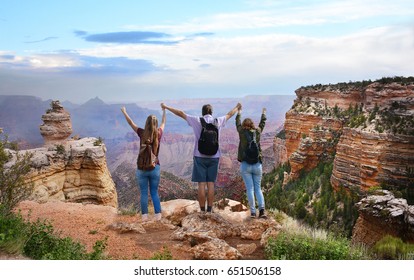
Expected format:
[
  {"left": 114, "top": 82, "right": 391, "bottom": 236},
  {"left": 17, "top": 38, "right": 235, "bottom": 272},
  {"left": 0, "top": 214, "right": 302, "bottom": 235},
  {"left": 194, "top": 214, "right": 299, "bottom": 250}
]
[
  {"left": 0, "top": 210, "right": 108, "bottom": 260},
  {"left": 372, "top": 235, "right": 414, "bottom": 260},
  {"left": 0, "top": 132, "right": 33, "bottom": 216},
  {"left": 265, "top": 231, "right": 367, "bottom": 260},
  {"left": 0, "top": 210, "right": 29, "bottom": 254},
  {"left": 94, "top": 137, "right": 104, "bottom": 146},
  {"left": 55, "top": 144, "right": 65, "bottom": 155},
  {"left": 150, "top": 246, "right": 173, "bottom": 260}
]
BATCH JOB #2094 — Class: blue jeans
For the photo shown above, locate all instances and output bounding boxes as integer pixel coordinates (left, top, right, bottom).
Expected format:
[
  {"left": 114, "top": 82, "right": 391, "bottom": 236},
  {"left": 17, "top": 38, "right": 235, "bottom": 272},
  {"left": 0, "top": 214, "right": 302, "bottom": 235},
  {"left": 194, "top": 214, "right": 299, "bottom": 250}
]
[
  {"left": 136, "top": 165, "right": 161, "bottom": 214},
  {"left": 240, "top": 161, "right": 265, "bottom": 214}
]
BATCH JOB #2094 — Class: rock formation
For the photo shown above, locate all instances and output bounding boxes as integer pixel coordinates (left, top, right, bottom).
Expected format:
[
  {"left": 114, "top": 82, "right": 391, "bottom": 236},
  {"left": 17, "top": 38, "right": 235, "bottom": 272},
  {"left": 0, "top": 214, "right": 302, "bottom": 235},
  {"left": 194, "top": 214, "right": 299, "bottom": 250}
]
[
  {"left": 275, "top": 79, "right": 414, "bottom": 191},
  {"left": 163, "top": 199, "right": 280, "bottom": 260},
  {"left": 9, "top": 137, "right": 118, "bottom": 207},
  {"left": 1, "top": 100, "right": 118, "bottom": 207},
  {"left": 352, "top": 190, "right": 414, "bottom": 246},
  {"left": 39, "top": 100, "right": 72, "bottom": 146}
]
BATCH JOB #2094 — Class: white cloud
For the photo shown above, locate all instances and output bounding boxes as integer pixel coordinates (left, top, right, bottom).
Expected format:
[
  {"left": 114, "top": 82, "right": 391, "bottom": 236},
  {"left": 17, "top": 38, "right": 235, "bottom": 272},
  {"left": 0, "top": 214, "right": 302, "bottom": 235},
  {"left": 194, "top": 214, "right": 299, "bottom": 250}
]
[{"left": 124, "top": 0, "right": 414, "bottom": 34}]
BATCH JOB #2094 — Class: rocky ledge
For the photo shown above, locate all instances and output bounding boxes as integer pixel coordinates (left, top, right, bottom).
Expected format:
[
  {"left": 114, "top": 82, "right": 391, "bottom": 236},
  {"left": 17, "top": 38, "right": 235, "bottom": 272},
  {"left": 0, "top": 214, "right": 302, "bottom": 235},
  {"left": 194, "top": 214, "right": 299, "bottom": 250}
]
[
  {"left": 352, "top": 190, "right": 414, "bottom": 246},
  {"left": 7, "top": 137, "right": 118, "bottom": 207}
]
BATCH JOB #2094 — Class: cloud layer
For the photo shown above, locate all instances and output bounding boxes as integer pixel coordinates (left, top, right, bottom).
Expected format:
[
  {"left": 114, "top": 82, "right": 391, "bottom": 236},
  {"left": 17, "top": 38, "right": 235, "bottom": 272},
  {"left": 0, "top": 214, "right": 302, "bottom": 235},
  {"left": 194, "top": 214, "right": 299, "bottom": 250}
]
[{"left": 1, "top": 0, "right": 413, "bottom": 102}]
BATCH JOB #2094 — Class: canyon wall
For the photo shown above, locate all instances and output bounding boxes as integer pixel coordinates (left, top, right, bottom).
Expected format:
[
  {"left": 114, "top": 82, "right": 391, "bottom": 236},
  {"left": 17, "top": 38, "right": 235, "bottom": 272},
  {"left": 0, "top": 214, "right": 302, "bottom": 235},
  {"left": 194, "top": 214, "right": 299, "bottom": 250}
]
[{"left": 275, "top": 80, "right": 414, "bottom": 191}]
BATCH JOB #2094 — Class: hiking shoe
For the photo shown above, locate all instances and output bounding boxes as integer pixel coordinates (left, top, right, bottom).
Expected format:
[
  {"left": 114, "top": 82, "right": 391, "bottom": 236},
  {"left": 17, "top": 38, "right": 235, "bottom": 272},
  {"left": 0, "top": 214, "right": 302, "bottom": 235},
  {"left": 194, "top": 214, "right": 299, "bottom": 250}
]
[
  {"left": 259, "top": 209, "right": 267, "bottom": 219},
  {"left": 250, "top": 212, "right": 256, "bottom": 219}
]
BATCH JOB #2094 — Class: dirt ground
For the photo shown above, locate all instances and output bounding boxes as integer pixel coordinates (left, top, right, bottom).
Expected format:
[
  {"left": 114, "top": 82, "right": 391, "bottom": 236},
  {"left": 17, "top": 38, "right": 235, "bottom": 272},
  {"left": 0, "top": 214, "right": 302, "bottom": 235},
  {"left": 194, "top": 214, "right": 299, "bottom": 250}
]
[{"left": 10, "top": 200, "right": 264, "bottom": 260}]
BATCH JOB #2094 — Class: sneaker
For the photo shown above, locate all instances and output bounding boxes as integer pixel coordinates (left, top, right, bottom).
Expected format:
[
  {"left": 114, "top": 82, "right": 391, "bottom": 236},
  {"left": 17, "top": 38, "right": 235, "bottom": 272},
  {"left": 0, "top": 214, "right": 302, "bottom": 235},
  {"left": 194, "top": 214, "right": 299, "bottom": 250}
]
[
  {"left": 154, "top": 213, "right": 162, "bottom": 221},
  {"left": 141, "top": 214, "right": 148, "bottom": 222},
  {"left": 259, "top": 209, "right": 267, "bottom": 219},
  {"left": 250, "top": 212, "right": 256, "bottom": 219}
]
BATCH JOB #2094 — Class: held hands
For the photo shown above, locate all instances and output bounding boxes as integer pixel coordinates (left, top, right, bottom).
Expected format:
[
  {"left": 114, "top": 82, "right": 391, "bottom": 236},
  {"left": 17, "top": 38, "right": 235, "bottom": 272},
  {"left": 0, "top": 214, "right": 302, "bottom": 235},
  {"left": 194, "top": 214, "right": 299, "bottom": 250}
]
[{"left": 160, "top": 103, "right": 167, "bottom": 111}]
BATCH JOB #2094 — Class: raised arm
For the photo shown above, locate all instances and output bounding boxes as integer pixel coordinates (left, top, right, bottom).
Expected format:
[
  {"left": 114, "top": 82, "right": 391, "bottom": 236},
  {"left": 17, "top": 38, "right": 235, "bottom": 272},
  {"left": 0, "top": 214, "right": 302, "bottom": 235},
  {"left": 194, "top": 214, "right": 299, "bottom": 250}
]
[
  {"left": 159, "top": 105, "right": 166, "bottom": 130},
  {"left": 236, "top": 108, "right": 242, "bottom": 133},
  {"left": 161, "top": 103, "right": 187, "bottom": 120},
  {"left": 226, "top": 102, "right": 242, "bottom": 121},
  {"left": 121, "top": 106, "right": 139, "bottom": 132},
  {"left": 258, "top": 107, "right": 267, "bottom": 132}
]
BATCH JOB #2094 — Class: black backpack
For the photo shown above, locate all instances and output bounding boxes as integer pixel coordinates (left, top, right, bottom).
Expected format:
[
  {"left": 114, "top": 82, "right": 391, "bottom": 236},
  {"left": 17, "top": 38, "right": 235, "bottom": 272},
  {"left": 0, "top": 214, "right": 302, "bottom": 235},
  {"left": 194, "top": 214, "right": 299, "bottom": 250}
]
[
  {"left": 198, "top": 117, "right": 219, "bottom": 156},
  {"left": 244, "top": 130, "right": 259, "bottom": 164}
]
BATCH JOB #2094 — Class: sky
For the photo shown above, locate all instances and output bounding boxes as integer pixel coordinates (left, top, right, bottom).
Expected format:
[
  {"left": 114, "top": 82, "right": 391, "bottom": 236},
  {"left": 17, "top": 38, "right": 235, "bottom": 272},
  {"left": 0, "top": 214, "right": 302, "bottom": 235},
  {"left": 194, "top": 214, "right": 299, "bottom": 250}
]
[{"left": 0, "top": 0, "right": 413, "bottom": 103}]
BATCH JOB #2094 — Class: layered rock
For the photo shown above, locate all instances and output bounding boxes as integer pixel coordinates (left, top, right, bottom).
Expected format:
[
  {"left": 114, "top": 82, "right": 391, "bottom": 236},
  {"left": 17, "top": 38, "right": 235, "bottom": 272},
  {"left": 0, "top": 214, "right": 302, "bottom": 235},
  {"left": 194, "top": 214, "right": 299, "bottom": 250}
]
[
  {"left": 352, "top": 190, "right": 414, "bottom": 246},
  {"left": 283, "top": 111, "right": 342, "bottom": 178},
  {"left": 39, "top": 100, "right": 72, "bottom": 146},
  {"left": 279, "top": 80, "right": 414, "bottom": 190},
  {"left": 273, "top": 137, "right": 287, "bottom": 168},
  {"left": 15, "top": 137, "right": 118, "bottom": 207},
  {"left": 331, "top": 128, "right": 414, "bottom": 190}
]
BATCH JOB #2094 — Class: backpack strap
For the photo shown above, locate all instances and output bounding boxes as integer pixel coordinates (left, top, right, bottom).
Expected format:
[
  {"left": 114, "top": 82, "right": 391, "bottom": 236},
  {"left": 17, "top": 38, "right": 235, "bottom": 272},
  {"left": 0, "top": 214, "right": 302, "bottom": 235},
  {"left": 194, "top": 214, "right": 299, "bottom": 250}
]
[
  {"left": 244, "top": 130, "right": 256, "bottom": 143},
  {"left": 200, "top": 117, "right": 207, "bottom": 128}
]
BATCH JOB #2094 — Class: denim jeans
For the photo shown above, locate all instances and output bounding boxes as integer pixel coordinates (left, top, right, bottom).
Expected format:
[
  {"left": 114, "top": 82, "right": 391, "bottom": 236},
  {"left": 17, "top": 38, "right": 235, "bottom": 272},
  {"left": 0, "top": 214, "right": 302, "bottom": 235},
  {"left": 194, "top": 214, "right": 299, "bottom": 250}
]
[
  {"left": 240, "top": 161, "right": 265, "bottom": 214},
  {"left": 136, "top": 165, "right": 161, "bottom": 214}
]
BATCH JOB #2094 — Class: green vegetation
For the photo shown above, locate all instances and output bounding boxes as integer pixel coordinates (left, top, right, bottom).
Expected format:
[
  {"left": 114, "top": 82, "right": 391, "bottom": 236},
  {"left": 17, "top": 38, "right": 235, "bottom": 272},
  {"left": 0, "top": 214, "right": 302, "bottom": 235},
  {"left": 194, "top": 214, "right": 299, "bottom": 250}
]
[
  {"left": 0, "top": 132, "right": 33, "bottom": 216},
  {"left": 264, "top": 161, "right": 360, "bottom": 237},
  {"left": 1, "top": 131, "right": 107, "bottom": 259},
  {"left": 276, "top": 129, "right": 285, "bottom": 139},
  {"left": 118, "top": 204, "right": 138, "bottom": 216},
  {"left": 265, "top": 231, "right": 366, "bottom": 260},
  {"left": 264, "top": 212, "right": 368, "bottom": 260},
  {"left": 0, "top": 211, "right": 108, "bottom": 259},
  {"left": 55, "top": 144, "right": 66, "bottom": 155},
  {"left": 150, "top": 246, "right": 173, "bottom": 260},
  {"left": 371, "top": 235, "right": 414, "bottom": 260},
  {"left": 300, "top": 76, "right": 414, "bottom": 91},
  {"left": 93, "top": 137, "right": 104, "bottom": 146}
]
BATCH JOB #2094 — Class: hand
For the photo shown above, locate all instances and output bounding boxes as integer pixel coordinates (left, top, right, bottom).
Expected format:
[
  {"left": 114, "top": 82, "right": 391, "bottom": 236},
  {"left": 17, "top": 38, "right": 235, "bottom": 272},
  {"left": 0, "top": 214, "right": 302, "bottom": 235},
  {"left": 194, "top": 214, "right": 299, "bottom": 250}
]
[
  {"left": 161, "top": 103, "right": 167, "bottom": 110},
  {"left": 262, "top": 108, "right": 266, "bottom": 114},
  {"left": 236, "top": 103, "right": 242, "bottom": 110},
  {"left": 121, "top": 106, "right": 126, "bottom": 114}
]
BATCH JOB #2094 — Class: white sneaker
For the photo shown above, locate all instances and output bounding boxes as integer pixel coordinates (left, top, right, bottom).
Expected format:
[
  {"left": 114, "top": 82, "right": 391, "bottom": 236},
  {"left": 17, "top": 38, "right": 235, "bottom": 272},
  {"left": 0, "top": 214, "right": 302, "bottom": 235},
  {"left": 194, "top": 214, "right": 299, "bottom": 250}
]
[
  {"left": 154, "top": 213, "right": 162, "bottom": 221},
  {"left": 141, "top": 214, "right": 148, "bottom": 221}
]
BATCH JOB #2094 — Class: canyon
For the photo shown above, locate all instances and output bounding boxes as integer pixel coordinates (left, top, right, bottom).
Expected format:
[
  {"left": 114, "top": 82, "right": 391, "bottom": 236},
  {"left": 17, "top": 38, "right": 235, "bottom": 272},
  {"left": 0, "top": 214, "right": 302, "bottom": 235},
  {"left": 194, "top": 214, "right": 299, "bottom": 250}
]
[{"left": 276, "top": 79, "right": 414, "bottom": 192}]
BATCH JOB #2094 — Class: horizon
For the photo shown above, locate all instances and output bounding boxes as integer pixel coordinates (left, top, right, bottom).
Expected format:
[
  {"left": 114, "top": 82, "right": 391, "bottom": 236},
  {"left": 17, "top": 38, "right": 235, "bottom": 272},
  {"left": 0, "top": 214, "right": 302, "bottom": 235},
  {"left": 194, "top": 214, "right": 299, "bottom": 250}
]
[{"left": 1, "top": 0, "right": 413, "bottom": 103}]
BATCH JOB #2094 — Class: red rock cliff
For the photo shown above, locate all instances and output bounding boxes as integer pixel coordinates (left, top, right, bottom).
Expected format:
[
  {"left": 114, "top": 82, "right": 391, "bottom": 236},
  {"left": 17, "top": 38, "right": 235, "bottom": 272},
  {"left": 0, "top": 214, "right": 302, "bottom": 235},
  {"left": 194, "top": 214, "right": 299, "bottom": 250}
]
[{"left": 276, "top": 78, "right": 414, "bottom": 191}]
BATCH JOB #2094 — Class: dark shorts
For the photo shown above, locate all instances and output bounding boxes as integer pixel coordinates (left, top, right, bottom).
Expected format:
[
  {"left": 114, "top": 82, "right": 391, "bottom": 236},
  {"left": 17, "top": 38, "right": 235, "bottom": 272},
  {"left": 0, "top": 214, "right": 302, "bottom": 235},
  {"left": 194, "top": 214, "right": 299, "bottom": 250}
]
[{"left": 192, "top": 156, "right": 219, "bottom": 182}]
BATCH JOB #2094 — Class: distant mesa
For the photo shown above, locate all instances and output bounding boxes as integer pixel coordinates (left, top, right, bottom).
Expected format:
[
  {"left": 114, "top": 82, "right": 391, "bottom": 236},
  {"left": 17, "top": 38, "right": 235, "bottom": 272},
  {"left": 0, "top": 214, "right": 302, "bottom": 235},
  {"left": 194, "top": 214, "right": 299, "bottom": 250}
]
[{"left": 39, "top": 100, "right": 73, "bottom": 146}]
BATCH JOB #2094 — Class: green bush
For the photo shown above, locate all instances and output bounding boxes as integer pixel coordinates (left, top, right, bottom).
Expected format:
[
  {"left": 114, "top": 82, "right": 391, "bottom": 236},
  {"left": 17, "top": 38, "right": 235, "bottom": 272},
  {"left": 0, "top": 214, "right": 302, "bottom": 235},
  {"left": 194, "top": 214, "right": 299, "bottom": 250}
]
[
  {"left": 0, "top": 132, "right": 33, "bottom": 216},
  {"left": 0, "top": 211, "right": 107, "bottom": 260},
  {"left": 0, "top": 210, "right": 29, "bottom": 254},
  {"left": 150, "top": 246, "right": 173, "bottom": 260},
  {"left": 372, "top": 235, "right": 414, "bottom": 260},
  {"left": 265, "top": 231, "right": 367, "bottom": 260}
]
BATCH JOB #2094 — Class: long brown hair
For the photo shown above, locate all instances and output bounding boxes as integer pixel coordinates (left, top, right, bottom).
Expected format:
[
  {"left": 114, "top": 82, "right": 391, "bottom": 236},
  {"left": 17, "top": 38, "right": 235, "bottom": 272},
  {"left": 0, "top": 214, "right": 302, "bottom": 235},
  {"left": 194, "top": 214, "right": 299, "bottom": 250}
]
[
  {"left": 242, "top": 118, "right": 255, "bottom": 130},
  {"left": 142, "top": 115, "right": 159, "bottom": 153}
]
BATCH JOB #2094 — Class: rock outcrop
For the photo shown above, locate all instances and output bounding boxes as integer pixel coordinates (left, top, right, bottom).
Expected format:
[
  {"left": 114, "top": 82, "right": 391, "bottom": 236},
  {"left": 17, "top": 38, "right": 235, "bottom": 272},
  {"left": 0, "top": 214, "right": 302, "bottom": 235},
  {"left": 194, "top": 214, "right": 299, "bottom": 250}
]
[
  {"left": 10, "top": 137, "right": 118, "bottom": 207},
  {"left": 352, "top": 190, "right": 414, "bottom": 246},
  {"left": 276, "top": 79, "right": 414, "bottom": 191},
  {"left": 39, "top": 100, "right": 72, "bottom": 146},
  {"left": 163, "top": 199, "right": 280, "bottom": 260}
]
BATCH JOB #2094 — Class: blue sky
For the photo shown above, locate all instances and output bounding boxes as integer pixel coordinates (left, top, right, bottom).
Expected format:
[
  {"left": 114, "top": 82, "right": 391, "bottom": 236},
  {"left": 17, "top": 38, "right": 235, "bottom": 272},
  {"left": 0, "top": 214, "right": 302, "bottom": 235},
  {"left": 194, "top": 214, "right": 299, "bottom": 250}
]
[{"left": 1, "top": 0, "right": 413, "bottom": 103}]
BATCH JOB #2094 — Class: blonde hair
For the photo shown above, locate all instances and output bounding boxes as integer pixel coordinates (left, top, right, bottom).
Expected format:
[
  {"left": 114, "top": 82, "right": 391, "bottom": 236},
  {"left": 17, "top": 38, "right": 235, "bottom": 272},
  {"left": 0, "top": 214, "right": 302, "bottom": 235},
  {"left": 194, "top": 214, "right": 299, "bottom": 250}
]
[
  {"left": 242, "top": 118, "right": 255, "bottom": 130},
  {"left": 143, "top": 115, "right": 159, "bottom": 153}
]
